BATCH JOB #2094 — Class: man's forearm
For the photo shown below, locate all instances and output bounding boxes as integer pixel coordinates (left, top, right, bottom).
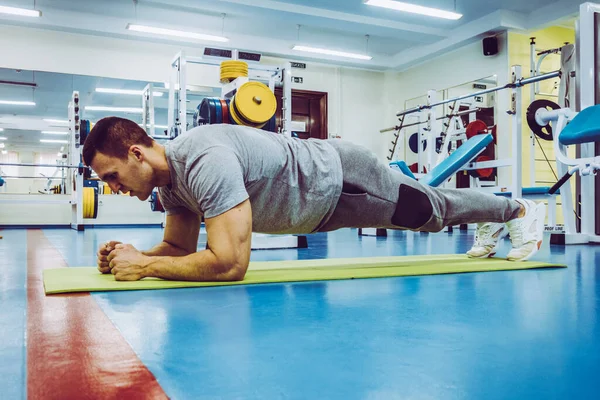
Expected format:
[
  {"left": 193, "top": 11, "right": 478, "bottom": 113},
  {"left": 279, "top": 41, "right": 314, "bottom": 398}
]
[
  {"left": 141, "top": 241, "right": 191, "bottom": 257},
  {"left": 142, "top": 249, "right": 246, "bottom": 282}
]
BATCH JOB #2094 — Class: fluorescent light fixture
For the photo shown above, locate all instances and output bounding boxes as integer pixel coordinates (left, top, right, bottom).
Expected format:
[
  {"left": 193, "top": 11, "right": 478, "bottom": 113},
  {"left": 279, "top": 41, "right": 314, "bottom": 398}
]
[
  {"left": 365, "top": 0, "right": 462, "bottom": 20},
  {"left": 42, "top": 131, "right": 69, "bottom": 135},
  {"left": 40, "top": 139, "right": 69, "bottom": 144},
  {"left": 96, "top": 88, "right": 163, "bottom": 97},
  {"left": 0, "top": 137, "right": 6, "bottom": 140},
  {"left": 0, "top": 143, "right": 4, "bottom": 148},
  {"left": 0, "top": 5, "right": 41, "bottom": 17},
  {"left": 0, "top": 128, "right": 3, "bottom": 132},
  {"left": 139, "top": 123, "right": 169, "bottom": 129},
  {"left": 292, "top": 45, "right": 372, "bottom": 60},
  {"left": 85, "top": 106, "right": 144, "bottom": 113},
  {"left": 1, "top": 150, "right": 7, "bottom": 155},
  {"left": 126, "top": 24, "right": 229, "bottom": 43},
  {"left": 44, "top": 118, "right": 69, "bottom": 124},
  {"left": 0, "top": 100, "right": 36, "bottom": 106}
]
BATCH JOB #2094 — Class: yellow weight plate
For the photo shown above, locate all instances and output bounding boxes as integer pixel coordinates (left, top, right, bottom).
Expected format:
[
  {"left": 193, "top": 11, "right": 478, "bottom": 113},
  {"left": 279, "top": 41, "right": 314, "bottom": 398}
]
[
  {"left": 83, "top": 187, "right": 99, "bottom": 219},
  {"left": 88, "top": 188, "right": 94, "bottom": 219},
  {"left": 85, "top": 188, "right": 90, "bottom": 219},
  {"left": 228, "top": 99, "right": 245, "bottom": 126},
  {"left": 234, "top": 81, "right": 276, "bottom": 124},
  {"left": 229, "top": 98, "right": 269, "bottom": 129},
  {"left": 83, "top": 187, "right": 91, "bottom": 219},
  {"left": 221, "top": 60, "right": 248, "bottom": 67},
  {"left": 220, "top": 65, "right": 248, "bottom": 70}
]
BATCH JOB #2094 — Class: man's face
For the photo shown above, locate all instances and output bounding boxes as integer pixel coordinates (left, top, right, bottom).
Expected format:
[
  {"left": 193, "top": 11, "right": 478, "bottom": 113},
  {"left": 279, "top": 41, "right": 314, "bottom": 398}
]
[{"left": 91, "top": 149, "right": 153, "bottom": 201}]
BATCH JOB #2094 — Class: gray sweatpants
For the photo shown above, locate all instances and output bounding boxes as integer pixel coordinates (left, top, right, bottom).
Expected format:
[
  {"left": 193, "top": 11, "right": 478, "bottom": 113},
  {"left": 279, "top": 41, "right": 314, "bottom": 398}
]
[{"left": 317, "top": 140, "right": 521, "bottom": 233}]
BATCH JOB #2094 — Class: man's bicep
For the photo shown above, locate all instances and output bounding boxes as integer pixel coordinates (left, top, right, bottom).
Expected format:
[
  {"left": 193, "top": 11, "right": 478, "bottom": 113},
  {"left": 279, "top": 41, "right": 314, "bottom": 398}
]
[
  {"left": 205, "top": 199, "right": 252, "bottom": 273},
  {"left": 163, "top": 209, "right": 202, "bottom": 254},
  {"left": 188, "top": 148, "right": 249, "bottom": 219}
]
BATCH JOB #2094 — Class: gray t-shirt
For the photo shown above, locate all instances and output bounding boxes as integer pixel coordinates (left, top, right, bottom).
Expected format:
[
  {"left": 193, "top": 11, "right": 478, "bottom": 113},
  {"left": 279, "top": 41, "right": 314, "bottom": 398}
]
[{"left": 158, "top": 124, "right": 343, "bottom": 234}]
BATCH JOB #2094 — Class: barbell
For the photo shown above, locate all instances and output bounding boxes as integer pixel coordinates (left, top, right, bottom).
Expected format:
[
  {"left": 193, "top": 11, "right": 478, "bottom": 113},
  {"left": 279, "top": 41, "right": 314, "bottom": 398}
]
[
  {"left": 193, "top": 82, "right": 277, "bottom": 132},
  {"left": 0, "top": 162, "right": 89, "bottom": 169}
]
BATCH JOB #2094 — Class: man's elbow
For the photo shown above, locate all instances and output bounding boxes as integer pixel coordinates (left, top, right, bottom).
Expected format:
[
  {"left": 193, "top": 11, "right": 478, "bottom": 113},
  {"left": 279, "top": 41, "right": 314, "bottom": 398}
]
[{"left": 219, "top": 260, "right": 248, "bottom": 281}]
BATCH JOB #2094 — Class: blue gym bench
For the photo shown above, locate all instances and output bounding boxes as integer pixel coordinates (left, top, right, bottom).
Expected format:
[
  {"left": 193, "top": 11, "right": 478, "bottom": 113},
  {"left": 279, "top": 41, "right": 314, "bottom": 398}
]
[{"left": 390, "top": 133, "right": 493, "bottom": 187}]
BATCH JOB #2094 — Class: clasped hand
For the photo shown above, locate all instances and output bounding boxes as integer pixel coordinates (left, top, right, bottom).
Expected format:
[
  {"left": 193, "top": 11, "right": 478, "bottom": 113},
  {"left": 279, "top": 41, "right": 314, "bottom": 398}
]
[{"left": 97, "top": 241, "right": 149, "bottom": 281}]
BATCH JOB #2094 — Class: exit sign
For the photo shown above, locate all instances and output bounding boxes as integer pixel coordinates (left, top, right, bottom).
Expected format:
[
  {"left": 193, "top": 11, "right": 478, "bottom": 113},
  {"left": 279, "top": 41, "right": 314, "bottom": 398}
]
[
  {"left": 293, "top": 77, "right": 303, "bottom": 84},
  {"left": 291, "top": 62, "right": 306, "bottom": 69}
]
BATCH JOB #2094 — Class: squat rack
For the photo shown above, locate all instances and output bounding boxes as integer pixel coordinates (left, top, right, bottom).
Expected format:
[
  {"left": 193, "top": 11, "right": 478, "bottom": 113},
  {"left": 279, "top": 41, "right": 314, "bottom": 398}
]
[
  {"left": 166, "top": 51, "right": 293, "bottom": 138},
  {"left": 383, "top": 68, "right": 561, "bottom": 199}
]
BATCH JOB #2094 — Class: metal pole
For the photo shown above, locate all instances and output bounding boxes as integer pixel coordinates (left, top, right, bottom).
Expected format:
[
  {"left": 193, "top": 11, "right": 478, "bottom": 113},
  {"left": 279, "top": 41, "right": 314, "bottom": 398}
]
[
  {"left": 0, "top": 162, "right": 87, "bottom": 169},
  {"left": 148, "top": 82, "right": 155, "bottom": 135},
  {"left": 530, "top": 38, "right": 537, "bottom": 187},
  {"left": 395, "top": 70, "right": 560, "bottom": 117},
  {"left": 426, "top": 90, "right": 440, "bottom": 173},
  {"left": 511, "top": 66, "right": 523, "bottom": 199},
  {"left": 577, "top": 2, "right": 599, "bottom": 239},
  {"left": 518, "top": 71, "right": 560, "bottom": 86},
  {"left": 282, "top": 62, "right": 292, "bottom": 136},
  {"left": 380, "top": 108, "right": 479, "bottom": 133},
  {"left": 179, "top": 51, "right": 188, "bottom": 135},
  {"left": 0, "top": 176, "right": 66, "bottom": 180}
]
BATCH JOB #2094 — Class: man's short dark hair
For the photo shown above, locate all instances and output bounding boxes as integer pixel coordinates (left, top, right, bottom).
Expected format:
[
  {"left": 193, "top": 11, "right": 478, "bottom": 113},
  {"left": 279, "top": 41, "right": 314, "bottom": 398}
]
[{"left": 82, "top": 117, "right": 154, "bottom": 166}]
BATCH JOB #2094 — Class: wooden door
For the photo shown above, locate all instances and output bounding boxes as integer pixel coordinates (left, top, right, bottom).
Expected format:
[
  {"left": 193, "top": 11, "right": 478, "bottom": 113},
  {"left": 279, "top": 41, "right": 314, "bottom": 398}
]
[{"left": 274, "top": 88, "right": 327, "bottom": 140}]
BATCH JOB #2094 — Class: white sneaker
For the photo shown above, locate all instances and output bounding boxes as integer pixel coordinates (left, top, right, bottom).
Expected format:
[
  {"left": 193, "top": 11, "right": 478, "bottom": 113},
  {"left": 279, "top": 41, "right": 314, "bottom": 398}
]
[
  {"left": 467, "top": 222, "right": 507, "bottom": 258},
  {"left": 505, "top": 199, "right": 546, "bottom": 261}
]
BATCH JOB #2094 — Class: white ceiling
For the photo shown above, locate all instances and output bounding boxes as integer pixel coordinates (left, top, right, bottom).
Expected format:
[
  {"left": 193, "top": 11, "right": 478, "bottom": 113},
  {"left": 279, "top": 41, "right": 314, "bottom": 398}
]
[{"left": 0, "top": 0, "right": 584, "bottom": 70}]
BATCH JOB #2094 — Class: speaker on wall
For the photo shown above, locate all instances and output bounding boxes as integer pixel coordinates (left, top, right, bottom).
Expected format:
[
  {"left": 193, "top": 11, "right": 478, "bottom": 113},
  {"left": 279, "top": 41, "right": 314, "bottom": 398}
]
[{"left": 483, "top": 37, "right": 498, "bottom": 56}]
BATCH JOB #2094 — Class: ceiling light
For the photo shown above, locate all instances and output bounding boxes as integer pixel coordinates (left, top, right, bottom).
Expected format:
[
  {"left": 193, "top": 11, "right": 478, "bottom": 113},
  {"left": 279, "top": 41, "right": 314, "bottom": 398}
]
[
  {"left": 41, "top": 131, "right": 69, "bottom": 135},
  {"left": 0, "top": 100, "right": 36, "bottom": 106},
  {"left": 85, "top": 106, "right": 143, "bottom": 113},
  {"left": 365, "top": 0, "right": 462, "bottom": 20},
  {"left": 126, "top": 24, "right": 229, "bottom": 43},
  {"left": 0, "top": 137, "right": 6, "bottom": 140},
  {"left": 96, "top": 88, "right": 163, "bottom": 96},
  {"left": 1, "top": 150, "right": 7, "bottom": 155},
  {"left": 292, "top": 45, "right": 372, "bottom": 60},
  {"left": 0, "top": 5, "right": 41, "bottom": 17},
  {"left": 43, "top": 118, "right": 69, "bottom": 124},
  {"left": 0, "top": 128, "right": 3, "bottom": 132},
  {"left": 41, "top": 139, "right": 69, "bottom": 144},
  {"left": 139, "top": 123, "right": 169, "bottom": 129},
  {"left": 0, "top": 143, "right": 4, "bottom": 148}
]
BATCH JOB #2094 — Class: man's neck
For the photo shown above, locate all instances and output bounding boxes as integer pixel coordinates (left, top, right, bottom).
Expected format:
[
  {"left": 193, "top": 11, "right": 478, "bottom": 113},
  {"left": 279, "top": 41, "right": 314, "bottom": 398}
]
[{"left": 153, "top": 144, "right": 172, "bottom": 187}]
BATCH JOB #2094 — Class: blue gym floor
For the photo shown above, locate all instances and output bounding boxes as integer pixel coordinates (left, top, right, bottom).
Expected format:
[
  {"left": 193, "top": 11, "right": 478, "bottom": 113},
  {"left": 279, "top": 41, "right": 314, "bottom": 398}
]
[{"left": 2, "top": 227, "right": 600, "bottom": 399}]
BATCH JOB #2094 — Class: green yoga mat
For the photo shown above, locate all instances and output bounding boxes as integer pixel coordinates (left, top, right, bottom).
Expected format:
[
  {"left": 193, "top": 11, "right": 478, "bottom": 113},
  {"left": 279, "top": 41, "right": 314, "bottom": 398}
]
[{"left": 43, "top": 254, "right": 565, "bottom": 295}]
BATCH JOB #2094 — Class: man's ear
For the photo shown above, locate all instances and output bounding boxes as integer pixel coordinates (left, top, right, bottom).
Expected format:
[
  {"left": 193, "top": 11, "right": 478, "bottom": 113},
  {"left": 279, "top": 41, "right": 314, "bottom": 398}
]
[{"left": 129, "top": 145, "right": 144, "bottom": 161}]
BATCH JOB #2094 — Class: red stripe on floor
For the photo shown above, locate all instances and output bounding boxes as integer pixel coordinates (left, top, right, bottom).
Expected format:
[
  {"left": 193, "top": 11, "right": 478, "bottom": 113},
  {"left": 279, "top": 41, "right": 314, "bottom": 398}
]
[{"left": 27, "top": 230, "right": 168, "bottom": 399}]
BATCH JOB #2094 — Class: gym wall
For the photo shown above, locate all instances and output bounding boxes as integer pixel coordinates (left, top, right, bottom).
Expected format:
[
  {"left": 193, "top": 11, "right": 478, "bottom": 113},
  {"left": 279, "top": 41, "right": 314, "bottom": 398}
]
[
  {"left": 0, "top": 25, "right": 386, "bottom": 157},
  {"left": 508, "top": 25, "right": 576, "bottom": 225},
  {"left": 382, "top": 33, "right": 510, "bottom": 186}
]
